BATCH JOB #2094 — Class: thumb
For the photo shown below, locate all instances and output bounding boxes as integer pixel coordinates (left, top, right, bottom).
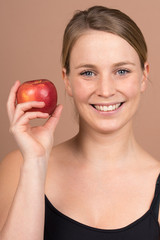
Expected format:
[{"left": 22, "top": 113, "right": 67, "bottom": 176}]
[{"left": 44, "top": 104, "right": 63, "bottom": 132}]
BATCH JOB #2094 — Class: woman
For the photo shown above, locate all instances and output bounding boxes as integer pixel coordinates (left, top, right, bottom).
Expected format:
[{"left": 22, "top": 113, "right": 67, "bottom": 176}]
[{"left": 0, "top": 5, "right": 160, "bottom": 240}]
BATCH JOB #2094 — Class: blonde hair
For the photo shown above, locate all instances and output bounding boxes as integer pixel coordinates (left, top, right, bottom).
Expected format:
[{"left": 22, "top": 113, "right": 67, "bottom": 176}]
[{"left": 61, "top": 5, "right": 147, "bottom": 74}]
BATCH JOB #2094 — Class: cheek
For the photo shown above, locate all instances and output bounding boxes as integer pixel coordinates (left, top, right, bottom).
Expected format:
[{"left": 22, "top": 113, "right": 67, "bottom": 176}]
[
  {"left": 119, "top": 77, "right": 142, "bottom": 99},
  {"left": 72, "top": 81, "right": 93, "bottom": 102}
]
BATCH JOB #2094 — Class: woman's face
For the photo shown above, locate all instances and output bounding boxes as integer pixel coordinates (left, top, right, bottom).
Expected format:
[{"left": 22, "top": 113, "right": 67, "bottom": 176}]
[{"left": 63, "top": 30, "right": 149, "bottom": 133}]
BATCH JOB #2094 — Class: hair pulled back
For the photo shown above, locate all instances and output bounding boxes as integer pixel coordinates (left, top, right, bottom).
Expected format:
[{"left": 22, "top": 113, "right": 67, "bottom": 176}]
[{"left": 61, "top": 5, "right": 147, "bottom": 74}]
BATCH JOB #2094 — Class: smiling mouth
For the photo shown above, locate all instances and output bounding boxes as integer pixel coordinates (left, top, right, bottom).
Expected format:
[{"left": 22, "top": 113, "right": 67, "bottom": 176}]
[{"left": 91, "top": 102, "right": 124, "bottom": 112}]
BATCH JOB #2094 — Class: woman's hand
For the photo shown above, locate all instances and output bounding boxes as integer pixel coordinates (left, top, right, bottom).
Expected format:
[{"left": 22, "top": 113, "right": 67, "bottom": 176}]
[{"left": 7, "top": 80, "right": 63, "bottom": 161}]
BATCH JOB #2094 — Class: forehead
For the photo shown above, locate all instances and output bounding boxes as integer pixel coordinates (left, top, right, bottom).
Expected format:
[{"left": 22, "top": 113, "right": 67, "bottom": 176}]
[{"left": 70, "top": 30, "right": 140, "bottom": 67}]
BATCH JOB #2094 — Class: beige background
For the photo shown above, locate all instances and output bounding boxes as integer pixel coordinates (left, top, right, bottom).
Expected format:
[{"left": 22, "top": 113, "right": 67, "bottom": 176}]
[{"left": 0, "top": 0, "right": 160, "bottom": 161}]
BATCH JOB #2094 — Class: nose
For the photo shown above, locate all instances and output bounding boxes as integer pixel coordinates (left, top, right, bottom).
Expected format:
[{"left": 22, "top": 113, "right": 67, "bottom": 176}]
[{"left": 96, "top": 73, "right": 116, "bottom": 98}]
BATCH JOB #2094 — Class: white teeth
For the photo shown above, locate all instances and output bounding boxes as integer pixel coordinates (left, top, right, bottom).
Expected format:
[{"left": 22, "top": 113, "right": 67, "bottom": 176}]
[{"left": 94, "top": 103, "right": 121, "bottom": 112}]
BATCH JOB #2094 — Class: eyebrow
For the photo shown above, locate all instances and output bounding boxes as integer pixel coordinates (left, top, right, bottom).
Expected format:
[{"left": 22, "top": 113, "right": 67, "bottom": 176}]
[
  {"left": 75, "top": 61, "right": 136, "bottom": 69},
  {"left": 112, "top": 61, "right": 136, "bottom": 67},
  {"left": 75, "top": 64, "right": 97, "bottom": 69}
]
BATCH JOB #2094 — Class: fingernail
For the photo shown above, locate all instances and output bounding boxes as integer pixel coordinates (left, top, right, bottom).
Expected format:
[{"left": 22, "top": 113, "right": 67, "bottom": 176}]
[{"left": 16, "top": 80, "right": 20, "bottom": 85}]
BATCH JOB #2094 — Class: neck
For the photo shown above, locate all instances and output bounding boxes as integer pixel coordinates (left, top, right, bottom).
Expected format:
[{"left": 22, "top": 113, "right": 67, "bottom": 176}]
[{"left": 73, "top": 120, "right": 139, "bottom": 169}]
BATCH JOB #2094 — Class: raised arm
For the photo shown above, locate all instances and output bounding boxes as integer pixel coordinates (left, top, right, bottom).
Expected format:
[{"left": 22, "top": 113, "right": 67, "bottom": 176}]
[{"left": 0, "top": 81, "right": 63, "bottom": 240}]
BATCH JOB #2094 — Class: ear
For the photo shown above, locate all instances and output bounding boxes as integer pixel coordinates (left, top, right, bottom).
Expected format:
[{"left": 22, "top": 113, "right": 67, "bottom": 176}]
[
  {"left": 140, "top": 62, "right": 149, "bottom": 93},
  {"left": 62, "top": 68, "right": 73, "bottom": 97}
]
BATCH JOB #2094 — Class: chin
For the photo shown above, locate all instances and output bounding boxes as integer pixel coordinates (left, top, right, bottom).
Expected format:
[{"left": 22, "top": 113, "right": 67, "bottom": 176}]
[
  {"left": 92, "top": 119, "right": 132, "bottom": 135},
  {"left": 95, "top": 127, "right": 121, "bottom": 135}
]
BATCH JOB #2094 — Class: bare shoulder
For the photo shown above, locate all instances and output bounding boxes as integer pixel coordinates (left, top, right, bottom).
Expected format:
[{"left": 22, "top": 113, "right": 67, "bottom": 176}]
[
  {"left": 49, "top": 136, "right": 77, "bottom": 163},
  {"left": 45, "top": 137, "right": 77, "bottom": 191},
  {"left": 148, "top": 155, "right": 160, "bottom": 224},
  {"left": 151, "top": 155, "right": 160, "bottom": 225},
  {"left": 138, "top": 146, "right": 160, "bottom": 171},
  {"left": 140, "top": 150, "right": 160, "bottom": 225},
  {"left": 0, "top": 150, "right": 23, "bottom": 230},
  {"left": 0, "top": 150, "right": 23, "bottom": 182}
]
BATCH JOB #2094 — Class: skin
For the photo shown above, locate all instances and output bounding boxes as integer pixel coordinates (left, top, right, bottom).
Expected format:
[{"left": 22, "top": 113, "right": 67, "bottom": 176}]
[
  {"left": 0, "top": 30, "right": 160, "bottom": 236},
  {"left": 63, "top": 30, "right": 149, "bottom": 168},
  {"left": 53, "top": 30, "right": 160, "bottom": 228},
  {"left": 0, "top": 82, "right": 63, "bottom": 239}
]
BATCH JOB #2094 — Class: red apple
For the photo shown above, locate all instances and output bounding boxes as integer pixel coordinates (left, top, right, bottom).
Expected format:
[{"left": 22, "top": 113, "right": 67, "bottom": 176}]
[{"left": 16, "top": 79, "right": 57, "bottom": 115}]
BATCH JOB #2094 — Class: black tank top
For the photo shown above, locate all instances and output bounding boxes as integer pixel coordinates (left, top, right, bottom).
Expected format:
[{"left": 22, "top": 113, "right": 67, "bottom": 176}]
[{"left": 44, "top": 173, "right": 160, "bottom": 239}]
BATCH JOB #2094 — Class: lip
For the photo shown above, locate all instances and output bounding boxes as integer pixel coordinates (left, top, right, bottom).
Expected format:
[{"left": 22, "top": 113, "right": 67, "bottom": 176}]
[{"left": 90, "top": 102, "right": 124, "bottom": 115}]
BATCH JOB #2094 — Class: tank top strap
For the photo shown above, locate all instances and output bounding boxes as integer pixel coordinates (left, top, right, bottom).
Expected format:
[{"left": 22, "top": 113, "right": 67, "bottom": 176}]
[{"left": 150, "top": 173, "right": 160, "bottom": 221}]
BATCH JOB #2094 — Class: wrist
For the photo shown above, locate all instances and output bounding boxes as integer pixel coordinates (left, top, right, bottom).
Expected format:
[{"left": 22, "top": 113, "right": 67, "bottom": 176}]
[
  {"left": 23, "top": 154, "right": 49, "bottom": 165},
  {"left": 20, "top": 157, "right": 48, "bottom": 182}
]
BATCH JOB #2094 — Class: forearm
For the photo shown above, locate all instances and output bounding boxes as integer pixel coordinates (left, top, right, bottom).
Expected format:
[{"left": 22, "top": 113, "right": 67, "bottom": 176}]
[{"left": 0, "top": 158, "right": 47, "bottom": 240}]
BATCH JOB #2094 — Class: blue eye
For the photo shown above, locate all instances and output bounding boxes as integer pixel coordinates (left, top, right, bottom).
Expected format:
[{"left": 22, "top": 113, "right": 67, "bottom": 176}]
[
  {"left": 117, "top": 69, "right": 130, "bottom": 76},
  {"left": 80, "top": 71, "right": 94, "bottom": 76}
]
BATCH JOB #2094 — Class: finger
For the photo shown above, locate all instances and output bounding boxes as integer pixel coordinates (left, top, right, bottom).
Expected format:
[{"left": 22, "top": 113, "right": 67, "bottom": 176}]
[
  {"left": 12, "top": 101, "right": 45, "bottom": 125},
  {"left": 10, "top": 111, "right": 49, "bottom": 134},
  {"left": 43, "top": 104, "right": 63, "bottom": 131},
  {"left": 19, "top": 111, "right": 49, "bottom": 125},
  {"left": 7, "top": 80, "right": 21, "bottom": 123}
]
